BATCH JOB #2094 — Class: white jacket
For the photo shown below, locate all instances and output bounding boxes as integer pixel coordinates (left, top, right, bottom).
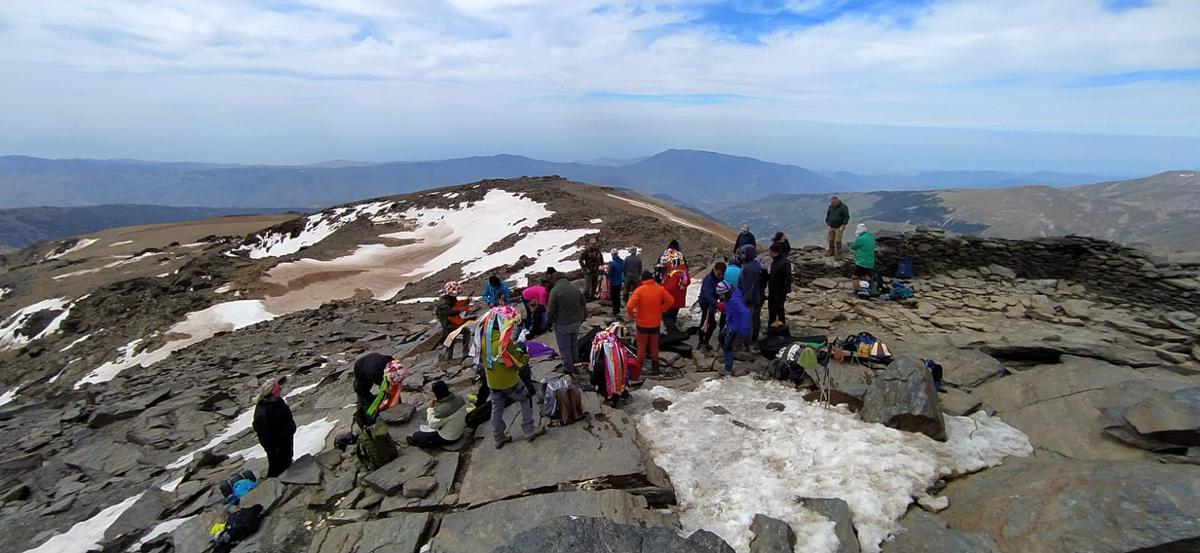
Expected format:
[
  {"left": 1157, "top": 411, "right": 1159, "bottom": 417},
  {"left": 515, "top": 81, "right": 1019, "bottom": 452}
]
[{"left": 426, "top": 398, "right": 467, "bottom": 441}]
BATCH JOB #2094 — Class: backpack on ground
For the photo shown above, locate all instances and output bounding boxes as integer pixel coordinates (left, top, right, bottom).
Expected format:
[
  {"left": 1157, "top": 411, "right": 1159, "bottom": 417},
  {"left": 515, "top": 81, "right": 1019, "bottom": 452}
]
[
  {"left": 577, "top": 326, "right": 602, "bottom": 363},
  {"left": 922, "top": 358, "right": 946, "bottom": 392},
  {"left": 218, "top": 470, "right": 256, "bottom": 500},
  {"left": 355, "top": 421, "right": 399, "bottom": 471},
  {"left": 840, "top": 332, "right": 893, "bottom": 364},
  {"left": 212, "top": 504, "right": 264, "bottom": 552},
  {"left": 540, "top": 375, "right": 586, "bottom": 425},
  {"left": 888, "top": 281, "right": 914, "bottom": 300},
  {"left": 766, "top": 342, "right": 823, "bottom": 385}
]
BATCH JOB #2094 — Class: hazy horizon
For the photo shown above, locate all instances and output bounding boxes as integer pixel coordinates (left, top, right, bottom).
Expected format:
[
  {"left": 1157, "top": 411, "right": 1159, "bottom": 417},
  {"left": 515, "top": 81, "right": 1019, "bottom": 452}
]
[{"left": 2, "top": 1, "right": 1197, "bottom": 174}]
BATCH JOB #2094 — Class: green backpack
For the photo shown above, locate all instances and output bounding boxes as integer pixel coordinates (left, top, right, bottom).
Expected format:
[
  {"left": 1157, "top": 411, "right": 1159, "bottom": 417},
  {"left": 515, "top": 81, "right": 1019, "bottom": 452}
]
[{"left": 355, "top": 421, "right": 398, "bottom": 470}]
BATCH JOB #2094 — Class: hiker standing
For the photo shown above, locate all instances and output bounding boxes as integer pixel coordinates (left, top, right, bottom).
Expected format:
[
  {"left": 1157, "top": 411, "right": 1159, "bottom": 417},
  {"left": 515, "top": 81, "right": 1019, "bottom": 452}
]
[
  {"left": 547, "top": 271, "right": 586, "bottom": 372},
  {"left": 697, "top": 262, "right": 727, "bottom": 352},
  {"left": 721, "top": 288, "right": 752, "bottom": 377},
  {"left": 253, "top": 379, "right": 297, "bottom": 478},
  {"left": 579, "top": 239, "right": 604, "bottom": 302},
  {"left": 826, "top": 196, "right": 850, "bottom": 257},
  {"left": 724, "top": 252, "right": 742, "bottom": 290},
  {"left": 660, "top": 249, "right": 689, "bottom": 335},
  {"left": 521, "top": 284, "right": 549, "bottom": 336},
  {"left": 734, "top": 225, "right": 756, "bottom": 252},
  {"left": 408, "top": 380, "right": 466, "bottom": 448},
  {"left": 627, "top": 271, "right": 675, "bottom": 377},
  {"left": 771, "top": 231, "right": 791, "bottom": 258},
  {"left": 767, "top": 243, "right": 791, "bottom": 325},
  {"left": 482, "top": 276, "right": 510, "bottom": 308},
  {"left": 481, "top": 307, "right": 544, "bottom": 449},
  {"left": 622, "top": 247, "right": 643, "bottom": 302},
  {"left": 607, "top": 249, "right": 625, "bottom": 318},
  {"left": 435, "top": 281, "right": 472, "bottom": 362},
  {"left": 737, "top": 244, "right": 764, "bottom": 342},
  {"left": 849, "top": 223, "right": 877, "bottom": 289},
  {"left": 352, "top": 353, "right": 406, "bottom": 426}
]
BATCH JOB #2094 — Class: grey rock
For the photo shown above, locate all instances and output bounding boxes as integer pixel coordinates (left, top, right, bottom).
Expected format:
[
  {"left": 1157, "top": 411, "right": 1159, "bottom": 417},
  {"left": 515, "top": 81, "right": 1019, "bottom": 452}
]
[
  {"left": 493, "top": 516, "right": 735, "bottom": 553},
  {"left": 938, "top": 388, "right": 982, "bottom": 417},
  {"left": 104, "top": 489, "right": 171, "bottom": 542},
  {"left": 653, "top": 397, "right": 673, "bottom": 412},
  {"left": 328, "top": 509, "right": 369, "bottom": 526},
  {"left": 311, "top": 468, "right": 357, "bottom": 509},
  {"left": 705, "top": 405, "right": 732, "bottom": 416},
  {"left": 314, "top": 448, "right": 344, "bottom": 470},
  {"left": 61, "top": 437, "right": 141, "bottom": 476},
  {"left": 881, "top": 509, "right": 1000, "bottom": 553},
  {"left": 280, "top": 454, "right": 321, "bottom": 485},
  {"left": 308, "top": 513, "right": 430, "bottom": 553},
  {"left": 435, "top": 491, "right": 674, "bottom": 553},
  {"left": 749, "top": 514, "right": 797, "bottom": 553},
  {"left": 812, "top": 278, "right": 840, "bottom": 289},
  {"left": 765, "top": 402, "right": 786, "bottom": 412},
  {"left": 939, "top": 350, "right": 1008, "bottom": 388},
  {"left": 241, "top": 478, "right": 287, "bottom": 514},
  {"left": 861, "top": 356, "right": 947, "bottom": 441},
  {"left": 402, "top": 476, "right": 437, "bottom": 498},
  {"left": 3, "top": 483, "right": 30, "bottom": 501},
  {"left": 1122, "top": 386, "right": 1200, "bottom": 446},
  {"left": 799, "top": 498, "right": 860, "bottom": 553},
  {"left": 379, "top": 404, "right": 416, "bottom": 425},
  {"left": 363, "top": 449, "right": 436, "bottom": 495},
  {"left": 942, "top": 458, "right": 1200, "bottom": 553},
  {"left": 380, "top": 452, "right": 459, "bottom": 512}
]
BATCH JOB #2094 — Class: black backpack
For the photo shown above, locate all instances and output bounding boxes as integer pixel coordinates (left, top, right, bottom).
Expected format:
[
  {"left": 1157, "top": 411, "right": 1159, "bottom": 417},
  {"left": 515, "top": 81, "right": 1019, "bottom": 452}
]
[{"left": 213, "top": 504, "right": 264, "bottom": 552}]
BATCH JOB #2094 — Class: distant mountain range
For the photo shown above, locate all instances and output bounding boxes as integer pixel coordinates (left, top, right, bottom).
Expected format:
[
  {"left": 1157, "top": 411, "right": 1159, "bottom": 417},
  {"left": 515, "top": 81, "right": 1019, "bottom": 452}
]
[
  {"left": 0, "top": 205, "right": 298, "bottom": 250},
  {"left": 713, "top": 171, "right": 1200, "bottom": 252},
  {"left": 0, "top": 150, "right": 1117, "bottom": 209}
]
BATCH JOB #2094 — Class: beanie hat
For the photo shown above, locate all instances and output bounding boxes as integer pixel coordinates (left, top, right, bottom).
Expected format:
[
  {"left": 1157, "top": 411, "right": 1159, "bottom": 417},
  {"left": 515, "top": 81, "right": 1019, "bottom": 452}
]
[
  {"left": 443, "top": 281, "right": 462, "bottom": 296},
  {"left": 716, "top": 281, "right": 732, "bottom": 296},
  {"left": 385, "top": 360, "right": 406, "bottom": 384},
  {"left": 258, "top": 380, "right": 281, "bottom": 401},
  {"left": 431, "top": 380, "right": 450, "bottom": 400},
  {"left": 640, "top": 271, "right": 654, "bottom": 281},
  {"left": 855, "top": 223, "right": 868, "bottom": 236}
]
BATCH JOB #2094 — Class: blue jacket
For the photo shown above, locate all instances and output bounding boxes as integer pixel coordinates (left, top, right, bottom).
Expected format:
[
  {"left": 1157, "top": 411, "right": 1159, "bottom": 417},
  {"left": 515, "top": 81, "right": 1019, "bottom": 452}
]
[
  {"left": 724, "top": 264, "right": 741, "bottom": 290},
  {"left": 737, "top": 245, "right": 762, "bottom": 306},
  {"left": 699, "top": 273, "right": 720, "bottom": 307},
  {"left": 482, "top": 282, "right": 510, "bottom": 306},
  {"left": 726, "top": 288, "right": 752, "bottom": 336},
  {"left": 608, "top": 257, "right": 625, "bottom": 287}
]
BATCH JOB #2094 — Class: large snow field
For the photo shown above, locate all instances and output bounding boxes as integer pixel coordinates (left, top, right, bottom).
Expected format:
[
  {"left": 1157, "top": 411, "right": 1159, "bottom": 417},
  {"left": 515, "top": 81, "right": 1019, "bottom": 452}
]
[
  {"left": 635, "top": 378, "right": 1032, "bottom": 553},
  {"left": 0, "top": 297, "right": 75, "bottom": 351},
  {"left": 76, "top": 300, "right": 275, "bottom": 388},
  {"left": 237, "top": 201, "right": 401, "bottom": 259}
]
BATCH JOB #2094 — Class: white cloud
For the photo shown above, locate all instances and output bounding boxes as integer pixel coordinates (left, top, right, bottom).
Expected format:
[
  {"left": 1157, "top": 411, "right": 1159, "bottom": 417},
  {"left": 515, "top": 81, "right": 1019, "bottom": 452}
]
[{"left": 0, "top": 0, "right": 1195, "bottom": 169}]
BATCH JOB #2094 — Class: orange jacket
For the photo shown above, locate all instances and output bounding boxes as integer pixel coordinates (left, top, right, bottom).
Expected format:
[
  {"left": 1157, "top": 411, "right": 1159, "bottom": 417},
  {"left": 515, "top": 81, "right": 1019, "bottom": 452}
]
[{"left": 626, "top": 280, "right": 675, "bottom": 328}]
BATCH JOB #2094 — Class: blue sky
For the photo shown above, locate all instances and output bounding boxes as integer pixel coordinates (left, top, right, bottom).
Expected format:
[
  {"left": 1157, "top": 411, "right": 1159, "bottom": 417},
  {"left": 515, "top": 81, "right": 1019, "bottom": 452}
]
[{"left": 0, "top": 0, "right": 1196, "bottom": 173}]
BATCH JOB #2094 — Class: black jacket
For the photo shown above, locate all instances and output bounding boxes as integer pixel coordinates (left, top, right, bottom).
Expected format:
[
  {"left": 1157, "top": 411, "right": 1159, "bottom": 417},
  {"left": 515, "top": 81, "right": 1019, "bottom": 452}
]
[
  {"left": 734, "top": 231, "right": 756, "bottom": 252},
  {"left": 738, "top": 244, "right": 762, "bottom": 306},
  {"left": 354, "top": 353, "right": 393, "bottom": 403},
  {"left": 772, "top": 239, "right": 791, "bottom": 259},
  {"left": 768, "top": 255, "right": 792, "bottom": 298},
  {"left": 253, "top": 398, "right": 296, "bottom": 451}
]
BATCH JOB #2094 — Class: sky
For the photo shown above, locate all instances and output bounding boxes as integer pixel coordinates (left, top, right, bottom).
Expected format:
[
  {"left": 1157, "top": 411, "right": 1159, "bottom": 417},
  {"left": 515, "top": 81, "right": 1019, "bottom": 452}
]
[{"left": 0, "top": 0, "right": 1197, "bottom": 173}]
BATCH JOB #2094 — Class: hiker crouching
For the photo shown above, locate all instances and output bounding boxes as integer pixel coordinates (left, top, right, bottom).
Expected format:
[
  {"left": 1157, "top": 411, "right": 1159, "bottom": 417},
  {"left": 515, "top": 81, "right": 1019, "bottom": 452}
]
[
  {"left": 408, "top": 380, "right": 466, "bottom": 448},
  {"left": 436, "top": 280, "right": 472, "bottom": 361},
  {"left": 253, "top": 379, "right": 297, "bottom": 478},
  {"left": 352, "top": 352, "right": 406, "bottom": 426}
]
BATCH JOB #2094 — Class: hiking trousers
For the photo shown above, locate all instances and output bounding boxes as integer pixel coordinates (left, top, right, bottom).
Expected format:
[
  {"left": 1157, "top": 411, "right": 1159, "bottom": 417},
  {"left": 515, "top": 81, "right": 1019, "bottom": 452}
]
[
  {"left": 554, "top": 321, "right": 581, "bottom": 371},
  {"left": 264, "top": 440, "right": 294, "bottom": 478},
  {"left": 635, "top": 326, "right": 660, "bottom": 372},
  {"left": 441, "top": 327, "right": 470, "bottom": 361},
  {"left": 584, "top": 271, "right": 599, "bottom": 301},
  {"left": 749, "top": 301, "right": 763, "bottom": 342},
  {"left": 610, "top": 282, "right": 623, "bottom": 317},
  {"left": 827, "top": 225, "right": 845, "bottom": 256},
  {"left": 721, "top": 330, "right": 748, "bottom": 375},
  {"left": 663, "top": 308, "right": 681, "bottom": 335},
  {"left": 698, "top": 304, "right": 718, "bottom": 347},
  {"left": 768, "top": 294, "right": 786, "bottom": 325},
  {"left": 490, "top": 382, "right": 535, "bottom": 441},
  {"left": 409, "top": 430, "right": 456, "bottom": 448}
]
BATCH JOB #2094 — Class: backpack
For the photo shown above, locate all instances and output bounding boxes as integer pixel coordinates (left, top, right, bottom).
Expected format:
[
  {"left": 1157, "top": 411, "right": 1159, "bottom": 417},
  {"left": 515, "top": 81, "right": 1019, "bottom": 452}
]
[
  {"left": 888, "top": 281, "right": 914, "bottom": 300},
  {"left": 212, "top": 504, "right": 264, "bottom": 552},
  {"left": 540, "top": 376, "right": 585, "bottom": 425},
  {"left": 355, "top": 421, "right": 399, "bottom": 471},
  {"left": 896, "top": 257, "right": 914, "bottom": 279},
  {"left": 923, "top": 358, "right": 945, "bottom": 390},
  {"left": 577, "top": 326, "right": 602, "bottom": 362},
  {"left": 218, "top": 470, "right": 256, "bottom": 501},
  {"left": 855, "top": 279, "right": 873, "bottom": 299}
]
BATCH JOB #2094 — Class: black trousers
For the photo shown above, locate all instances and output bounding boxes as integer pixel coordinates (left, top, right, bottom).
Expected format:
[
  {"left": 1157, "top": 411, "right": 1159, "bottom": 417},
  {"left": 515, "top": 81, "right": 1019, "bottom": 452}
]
[
  {"left": 264, "top": 441, "right": 294, "bottom": 478},
  {"left": 663, "top": 308, "right": 681, "bottom": 335},
  {"left": 768, "top": 294, "right": 786, "bottom": 325},
  {"left": 611, "top": 282, "right": 623, "bottom": 316},
  {"left": 750, "top": 301, "right": 763, "bottom": 342},
  {"left": 409, "top": 430, "right": 456, "bottom": 448},
  {"left": 698, "top": 304, "right": 718, "bottom": 347}
]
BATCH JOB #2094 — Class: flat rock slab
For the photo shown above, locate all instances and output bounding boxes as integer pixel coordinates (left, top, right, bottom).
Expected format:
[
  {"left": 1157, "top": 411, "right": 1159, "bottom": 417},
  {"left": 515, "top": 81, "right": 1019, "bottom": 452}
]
[
  {"left": 308, "top": 513, "right": 430, "bottom": 553},
  {"left": 280, "top": 454, "right": 321, "bottom": 485},
  {"left": 363, "top": 449, "right": 436, "bottom": 495},
  {"left": 380, "top": 452, "right": 460, "bottom": 512},
  {"left": 881, "top": 509, "right": 999, "bottom": 553},
  {"left": 941, "top": 457, "right": 1200, "bottom": 553},
  {"left": 457, "top": 398, "right": 646, "bottom": 506},
  {"left": 433, "top": 490, "right": 674, "bottom": 553},
  {"left": 1123, "top": 386, "right": 1200, "bottom": 445},
  {"left": 492, "top": 516, "right": 734, "bottom": 553}
]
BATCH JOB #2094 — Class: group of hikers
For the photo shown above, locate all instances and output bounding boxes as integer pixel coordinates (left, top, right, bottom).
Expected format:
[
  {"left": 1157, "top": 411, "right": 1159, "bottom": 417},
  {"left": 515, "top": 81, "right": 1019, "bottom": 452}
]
[{"left": 251, "top": 196, "right": 877, "bottom": 473}]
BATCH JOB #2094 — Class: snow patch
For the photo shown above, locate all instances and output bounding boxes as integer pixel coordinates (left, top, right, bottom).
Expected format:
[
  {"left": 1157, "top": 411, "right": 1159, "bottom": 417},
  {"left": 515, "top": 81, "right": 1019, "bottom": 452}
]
[
  {"left": 77, "top": 300, "right": 275, "bottom": 388},
  {"left": 0, "top": 387, "right": 18, "bottom": 407},
  {"left": 443, "top": 192, "right": 460, "bottom": 199},
  {"left": 45, "top": 238, "right": 98, "bottom": 261},
  {"left": 109, "top": 240, "right": 134, "bottom": 247},
  {"left": 604, "top": 193, "right": 722, "bottom": 238},
  {"left": 131, "top": 516, "right": 193, "bottom": 550},
  {"left": 237, "top": 201, "right": 400, "bottom": 259},
  {"left": 59, "top": 333, "right": 93, "bottom": 352},
  {"left": 52, "top": 252, "right": 168, "bottom": 280},
  {"left": 230, "top": 417, "right": 338, "bottom": 461},
  {"left": 214, "top": 284, "right": 232, "bottom": 294},
  {"left": 635, "top": 379, "right": 1031, "bottom": 553},
  {"left": 0, "top": 297, "right": 73, "bottom": 351},
  {"left": 21, "top": 493, "right": 145, "bottom": 553},
  {"left": 589, "top": 218, "right": 603, "bottom": 224},
  {"left": 0, "top": 287, "right": 10, "bottom": 301},
  {"left": 464, "top": 228, "right": 598, "bottom": 286}
]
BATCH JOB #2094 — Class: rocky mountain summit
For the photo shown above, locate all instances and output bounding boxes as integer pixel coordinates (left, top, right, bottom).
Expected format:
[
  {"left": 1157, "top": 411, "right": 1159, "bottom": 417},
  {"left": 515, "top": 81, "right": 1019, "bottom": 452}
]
[{"left": 0, "top": 178, "right": 1198, "bottom": 553}]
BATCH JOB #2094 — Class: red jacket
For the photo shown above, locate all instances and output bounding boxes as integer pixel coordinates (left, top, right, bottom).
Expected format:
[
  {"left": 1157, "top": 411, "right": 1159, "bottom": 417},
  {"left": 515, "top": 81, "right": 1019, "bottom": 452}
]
[{"left": 662, "top": 266, "right": 689, "bottom": 310}]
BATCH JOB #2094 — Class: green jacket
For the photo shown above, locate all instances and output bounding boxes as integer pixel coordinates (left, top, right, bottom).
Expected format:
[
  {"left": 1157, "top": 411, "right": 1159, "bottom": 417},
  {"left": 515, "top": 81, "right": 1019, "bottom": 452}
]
[
  {"left": 850, "top": 231, "right": 876, "bottom": 269},
  {"left": 826, "top": 203, "right": 850, "bottom": 228},
  {"left": 484, "top": 333, "right": 529, "bottom": 390},
  {"left": 547, "top": 275, "right": 586, "bottom": 326}
]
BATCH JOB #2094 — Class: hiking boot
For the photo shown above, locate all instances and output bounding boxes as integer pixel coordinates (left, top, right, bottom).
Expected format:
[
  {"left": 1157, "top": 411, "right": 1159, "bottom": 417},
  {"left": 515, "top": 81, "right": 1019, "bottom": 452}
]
[
  {"left": 494, "top": 435, "right": 513, "bottom": 449},
  {"left": 642, "top": 365, "right": 662, "bottom": 377},
  {"left": 525, "top": 427, "right": 546, "bottom": 442}
]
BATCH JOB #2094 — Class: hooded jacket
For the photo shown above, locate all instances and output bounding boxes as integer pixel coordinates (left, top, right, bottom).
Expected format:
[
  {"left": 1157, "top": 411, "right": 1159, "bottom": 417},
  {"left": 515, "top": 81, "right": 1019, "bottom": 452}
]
[
  {"left": 699, "top": 272, "right": 721, "bottom": 307},
  {"left": 608, "top": 255, "right": 625, "bottom": 287},
  {"left": 850, "top": 231, "right": 877, "bottom": 269},
  {"left": 253, "top": 396, "right": 296, "bottom": 452},
  {"left": 734, "top": 230, "right": 756, "bottom": 251},
  {"left": 737, "top": 244, "right": 762, "bottom": 306},
  {"left": 482, "top": 281, "right": 510, "bottom": 307},
  {"left": 626, "top": 279, "right": 675, "bottom": 328},
  {"left": 623, "top": 253, "right": 643, "bottom": 284},
  {"left": 826, "top": 202, "right": 850, "bottom": 228},
  {"left": 768, "top": 254, "right": 792, "bottom": 298},
  {"left": 426, "top": 393, "right": 467, "bottom": 441},
  {"left": 547, "top": 275, "right": 586, "bottom": 326},
  {"left": 725, "top": 288, "right": 752, "bottom": 336}
]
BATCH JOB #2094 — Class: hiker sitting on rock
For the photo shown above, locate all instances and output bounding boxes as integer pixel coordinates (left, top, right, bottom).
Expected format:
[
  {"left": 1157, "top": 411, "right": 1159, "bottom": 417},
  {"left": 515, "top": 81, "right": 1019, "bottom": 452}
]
[
  {"left": 353, "top": 352, "right": 406, "bottom": 426},
  {"left": 660, "top": 248, "right": 690, "bottom": 335},
  {"left": 477, "top": 306, "right": 545, "bottom": 449},
  {"left": 253, "top": 378, "right": 297, "bottom": 478},
  {"left": 482, "top": 275, "right": 510, "bottom": 308},
  {"left": 721, "top": 287, "right": 753, "bottom": 377},
  {"left": 579, "top": 238, "right": 604, "bottom": 302},
  {"left": 849, "top": 223, "right": 876, "bottom": 293},
  {"left": 436, "top": 281, "right": 472, "bottom": 361},
  {"left": 408, "top": 380, "right": 467, "bottom": 448},
  {"left": 627, "top": 271, "right": 675, "bottom": 378},
  {"left": 697, "top": 262, "right": 727, "bottom": 353}
]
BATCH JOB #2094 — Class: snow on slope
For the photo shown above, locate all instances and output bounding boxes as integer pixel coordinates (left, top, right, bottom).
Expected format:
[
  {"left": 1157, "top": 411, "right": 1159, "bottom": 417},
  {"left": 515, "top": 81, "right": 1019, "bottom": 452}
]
[
  {"left": 44, "top": 238, "right": 99, "bottom": 261},
  {"left": 230, "top": 416, "right": 339, "bottom": 461},
  {"left": 0, "top": 386, "right": 18, "bottom": 407},
  {"left": 21, "top": 493, "right": 145, "bottom": 553},
  {"left": 76, "top": 300, "right": 275, "bottom": 388},
  {"left": 237, "top": 201, "right": 401, "bottom": 259},
  {"left": 604, "top": 193, "right": 724, "bottom": 239},
  {"left": 0, "top": 286, "right": 10, "bottom": 301},
  {"left": 636, "top": 379, "right": 1032, "bottom": 553},
  {"left": 0, "top": 297, "right": 74, "bottom": 351}
]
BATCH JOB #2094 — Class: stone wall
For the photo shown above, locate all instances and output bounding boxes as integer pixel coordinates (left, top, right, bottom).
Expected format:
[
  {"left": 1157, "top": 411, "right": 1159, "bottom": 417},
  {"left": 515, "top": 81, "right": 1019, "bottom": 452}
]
[{"left": 791, "top": 228, "right": 1200, "bottom": 311}]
